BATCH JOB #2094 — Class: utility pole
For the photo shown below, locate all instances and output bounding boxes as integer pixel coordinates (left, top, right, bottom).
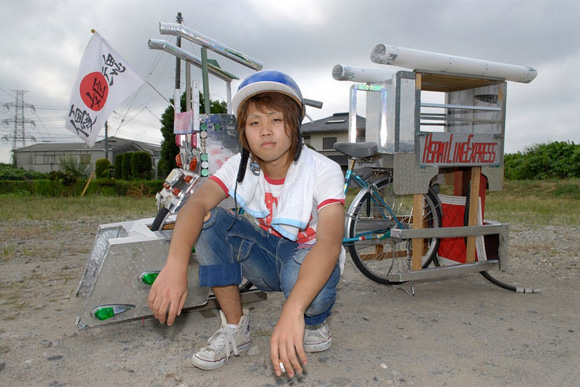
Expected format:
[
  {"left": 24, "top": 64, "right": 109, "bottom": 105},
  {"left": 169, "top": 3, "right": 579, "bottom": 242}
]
[
  {"left": 174, "top": 12, "right": 183, "bottom": 113},
  {"left": 3, "top": 90, "right": 36, "bottom": 162},
  {"left": 104, "top": 121, "right": 109, "bottom": 161}
]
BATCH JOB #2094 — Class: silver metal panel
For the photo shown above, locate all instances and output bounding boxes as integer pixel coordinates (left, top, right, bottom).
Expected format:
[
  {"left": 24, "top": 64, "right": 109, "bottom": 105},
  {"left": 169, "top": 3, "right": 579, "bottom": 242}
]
[
  {"left": 347, "top": 83, "right": 390, "bottom": 148},
  {"left": 482, "top": 166, "right": 504, "bottom": 191},
  {"left": 392, "top": 153, "right": 438, "bottom": 194},
  {"left": 77, "top": 241, "right": 208, "bottom": 328},
  {"left": 76, "top": 217, "right": 212, "bottom": 328},
  {"left": 387, "top": 261, "right": 499, "bottom": 282},
  {"left": 76, "top": 214, "right": 265, "bottom": 328},
  {"left": 444, "top": 83, "right": 507, "bottom": 167},
  {"left": 76, "top": 218, "right": 173, "bottom": 298},
  {"left": 395, "top": 73, "right": 416, "bottom": 153},
  {"left": 494, "top": 221, "right": 509, "bottom": 271},
  {"left": 200, "top": 114, "right": 240, "bottom": 175},
  {"left": 390, "top": 223, "right": 505, "bottom": 239},
  {"left": 365, "top": 86, "right": 389, "bottom": 150},
  {"left": 446, "top": 84, "right": 505, "bottom": 135},
  {"left": 390, "top": 221, "right": 509, "bottom": 272}
]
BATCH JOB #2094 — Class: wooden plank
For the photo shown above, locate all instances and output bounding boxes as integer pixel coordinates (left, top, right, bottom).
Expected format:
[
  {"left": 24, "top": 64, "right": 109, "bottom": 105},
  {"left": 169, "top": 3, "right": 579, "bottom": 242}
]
[
  {"left": 360, "top": 249, "right": 407, "bottom": 261},
  {"left": 466, "top": 167, "right": 481, "bottom": 263},
  {"left": 412, "top": 193, "right": 424, "bottom": 271},
  {"left": 417, "top": 72, "right": 501, "bottom": 92}
]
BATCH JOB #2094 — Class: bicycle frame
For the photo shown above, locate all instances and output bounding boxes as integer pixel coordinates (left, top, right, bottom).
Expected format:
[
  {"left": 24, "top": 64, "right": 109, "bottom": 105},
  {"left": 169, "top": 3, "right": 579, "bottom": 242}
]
[{"left": 341, "top": 158, "right": 402, "bottom": 245}]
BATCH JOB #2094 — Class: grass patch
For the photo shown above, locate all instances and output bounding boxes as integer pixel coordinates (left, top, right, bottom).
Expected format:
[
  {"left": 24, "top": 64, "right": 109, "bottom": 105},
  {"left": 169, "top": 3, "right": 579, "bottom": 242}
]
[
  {"left": 0, "top": 195, "right": 157, "bottom": 222},
  {"left": 0, "top": 180, "right": 578, "bottom": 227},
  {"left": 483, "top": 179, "right": 580, "bottom": 226},
  {"left": 553, "top": 182, "right": 580, "bottom": 200},
  {"left": 2, "top": 243, "right": 15, "bottom": 261}
]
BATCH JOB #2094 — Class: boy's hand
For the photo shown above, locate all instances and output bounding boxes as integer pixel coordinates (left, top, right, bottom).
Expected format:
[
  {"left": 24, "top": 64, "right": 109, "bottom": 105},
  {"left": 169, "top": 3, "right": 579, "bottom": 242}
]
[
  {"left": 148, "top": 263, "right": 188, "bottom": 326},
  {"left": 270, "top": 307, "right": 307, "bottom": 378}
]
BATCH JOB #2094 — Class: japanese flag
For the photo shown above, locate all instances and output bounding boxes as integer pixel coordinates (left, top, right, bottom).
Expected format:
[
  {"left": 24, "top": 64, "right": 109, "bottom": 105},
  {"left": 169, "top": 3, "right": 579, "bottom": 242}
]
[{"left": 66, "top": 31, "right": 145, "bottom": 147}]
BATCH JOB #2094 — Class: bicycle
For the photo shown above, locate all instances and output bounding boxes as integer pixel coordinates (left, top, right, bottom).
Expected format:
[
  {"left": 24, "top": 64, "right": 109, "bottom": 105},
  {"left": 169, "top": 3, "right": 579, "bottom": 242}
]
[{"left": 334, "top": 141, "right": 443, "bottom": 285}]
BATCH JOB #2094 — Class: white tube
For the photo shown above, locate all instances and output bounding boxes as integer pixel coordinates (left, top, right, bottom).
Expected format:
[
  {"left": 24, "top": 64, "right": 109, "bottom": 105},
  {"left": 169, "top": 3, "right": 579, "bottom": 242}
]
[
  {"left": 332, "top": 64, "right": 396, "bottom": 83},
  {"left": 371, "top": 44, "right": 537, "bottom": 83}
]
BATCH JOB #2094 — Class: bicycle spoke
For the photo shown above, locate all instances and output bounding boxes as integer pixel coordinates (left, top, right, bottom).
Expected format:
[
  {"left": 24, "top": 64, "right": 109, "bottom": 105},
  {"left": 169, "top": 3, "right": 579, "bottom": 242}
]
[{"left": 346, "top": 177, "right": 442, "bottom": 285}]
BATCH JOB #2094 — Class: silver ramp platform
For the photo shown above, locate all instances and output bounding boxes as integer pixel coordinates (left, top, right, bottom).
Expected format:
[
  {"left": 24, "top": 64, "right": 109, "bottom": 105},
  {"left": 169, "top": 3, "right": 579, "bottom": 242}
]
[{"left": 76, "top": 217, "right": 265, "bottom": 328}]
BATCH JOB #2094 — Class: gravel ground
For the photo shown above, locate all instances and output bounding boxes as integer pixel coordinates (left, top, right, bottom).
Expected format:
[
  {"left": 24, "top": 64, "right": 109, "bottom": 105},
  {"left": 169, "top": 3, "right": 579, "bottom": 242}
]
[{"left": 1, "top": 214, "right": 579, "bottom": 386}]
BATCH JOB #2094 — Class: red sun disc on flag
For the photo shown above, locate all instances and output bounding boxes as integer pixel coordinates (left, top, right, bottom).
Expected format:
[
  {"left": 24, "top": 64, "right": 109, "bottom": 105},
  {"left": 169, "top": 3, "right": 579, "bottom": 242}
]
[{"left": 80, "top": 72, "right": 109, "bottom": 111}]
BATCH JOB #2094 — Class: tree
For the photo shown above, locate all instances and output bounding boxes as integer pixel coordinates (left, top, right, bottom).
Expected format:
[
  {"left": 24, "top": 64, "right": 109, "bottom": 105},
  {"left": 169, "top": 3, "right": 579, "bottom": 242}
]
[
  {"left": 131, "top": 151, "right": 153, "bottom": 180},
  {"left": 122, "top": 152, "right": 134, "bottom": 180},
  {"left": 95, "top": 158, "right": 112, "bottom": 178},
  {"left": 114, "top": 154, "right": 123, "bottom": 179},
  {"left": 504, "top": 141, "right": 580, "bottom": 180},
  {"left": 159, "top": 92, "right": 227, "bottom": 178}
]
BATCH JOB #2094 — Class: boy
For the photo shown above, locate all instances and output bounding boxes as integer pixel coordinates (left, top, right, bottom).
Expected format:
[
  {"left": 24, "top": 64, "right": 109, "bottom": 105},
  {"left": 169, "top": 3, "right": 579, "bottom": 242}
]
[{"left": 148, "top": 70, "right": 345, "bottom": 378}]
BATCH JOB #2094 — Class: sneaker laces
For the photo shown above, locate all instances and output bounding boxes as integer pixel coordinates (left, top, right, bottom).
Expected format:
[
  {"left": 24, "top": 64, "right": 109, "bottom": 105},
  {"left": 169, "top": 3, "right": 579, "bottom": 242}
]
[{"left": 205, "top": 311, "right": 240, "bottom": 362}]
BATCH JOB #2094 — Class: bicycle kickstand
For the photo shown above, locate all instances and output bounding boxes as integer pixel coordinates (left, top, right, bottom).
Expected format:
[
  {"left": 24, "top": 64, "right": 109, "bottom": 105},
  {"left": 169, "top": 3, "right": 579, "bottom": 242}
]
[{"left": 393, "top": 240, "right": 416, "bottom": 296}]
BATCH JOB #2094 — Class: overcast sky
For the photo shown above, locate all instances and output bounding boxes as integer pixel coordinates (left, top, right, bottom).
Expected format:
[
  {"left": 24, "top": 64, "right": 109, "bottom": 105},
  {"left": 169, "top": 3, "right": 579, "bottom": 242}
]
[{"left": 1, "top": 0, "right": 579, "bottom": 163}]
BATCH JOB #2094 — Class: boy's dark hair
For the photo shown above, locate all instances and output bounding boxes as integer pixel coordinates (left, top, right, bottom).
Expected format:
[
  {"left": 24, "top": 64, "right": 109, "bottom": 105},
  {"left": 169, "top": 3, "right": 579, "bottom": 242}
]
[{"left": 236, "top": 92, "right": 302, "bottom": 164}]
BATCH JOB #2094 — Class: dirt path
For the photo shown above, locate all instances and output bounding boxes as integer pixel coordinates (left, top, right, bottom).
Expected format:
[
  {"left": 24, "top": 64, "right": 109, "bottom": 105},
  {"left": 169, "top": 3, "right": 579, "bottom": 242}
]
[{"left": 1, "top": 215, "right": 579, "bottom": 386}]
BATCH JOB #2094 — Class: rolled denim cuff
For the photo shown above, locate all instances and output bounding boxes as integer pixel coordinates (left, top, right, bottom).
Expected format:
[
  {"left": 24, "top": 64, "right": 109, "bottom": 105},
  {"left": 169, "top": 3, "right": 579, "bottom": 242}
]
[
  {"left": 199, "top": 262, "right": 242, "bottom": 287},
  {"left": 304, "top": 310, "right": 331, "bottom": 326}
]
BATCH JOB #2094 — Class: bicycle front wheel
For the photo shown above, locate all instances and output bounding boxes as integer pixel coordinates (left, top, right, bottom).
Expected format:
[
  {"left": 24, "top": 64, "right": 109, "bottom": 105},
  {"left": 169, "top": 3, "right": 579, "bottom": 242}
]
[{"left": 346, "top": 177, "right": 442, "bottom": 285}]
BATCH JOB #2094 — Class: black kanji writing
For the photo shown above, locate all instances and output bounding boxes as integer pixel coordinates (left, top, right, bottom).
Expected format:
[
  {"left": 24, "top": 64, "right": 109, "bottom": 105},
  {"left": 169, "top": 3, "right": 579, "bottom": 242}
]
[
  {"left": 68, "top": 104, "right": 97, "bottom": 137},
  {"left": 102, "top": 53, "right": 126, "bottom": 86},
  {"left": 86, "top": 76, "right": 107, "bottom": 110}
]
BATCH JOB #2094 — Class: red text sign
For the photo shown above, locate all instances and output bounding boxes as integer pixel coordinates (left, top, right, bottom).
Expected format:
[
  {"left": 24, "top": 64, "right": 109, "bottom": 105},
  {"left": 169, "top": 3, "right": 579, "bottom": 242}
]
[{"left": 419, "top": 132, "right": 502, "bottom": 167}]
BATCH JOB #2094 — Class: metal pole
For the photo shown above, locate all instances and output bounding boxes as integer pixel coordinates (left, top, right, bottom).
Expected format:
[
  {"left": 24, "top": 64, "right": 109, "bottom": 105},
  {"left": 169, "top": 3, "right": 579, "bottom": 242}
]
[
  {"left": 104, "top": 121, "right": 109, "bottom": 161},
  {"left": 174, "top": 12, "right": 183, "bottom": 113},
  {"left": 201, "top": 47, "right": 210, "bottom": 114},
  {"left": 175, "top": 12, "right": 182, "bottom": 91},
  {"left": 186, "top": 63, "right": 191, "bottom": 112}
]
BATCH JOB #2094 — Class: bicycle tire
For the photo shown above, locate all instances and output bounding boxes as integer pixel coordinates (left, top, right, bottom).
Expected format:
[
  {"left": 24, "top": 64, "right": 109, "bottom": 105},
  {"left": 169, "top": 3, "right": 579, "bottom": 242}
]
[
  {"left": 151, "top": 207, "right": 171, "bottom": 232},
  {"left": 346, "top": 177, "right": 442, "bottom": 285}
]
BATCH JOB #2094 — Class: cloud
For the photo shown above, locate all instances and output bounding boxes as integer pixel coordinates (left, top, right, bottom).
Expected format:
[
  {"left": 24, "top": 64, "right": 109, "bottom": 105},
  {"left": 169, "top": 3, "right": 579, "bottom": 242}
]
[{"left": 1, "top": 0, "right": 579, "bottom": 163}]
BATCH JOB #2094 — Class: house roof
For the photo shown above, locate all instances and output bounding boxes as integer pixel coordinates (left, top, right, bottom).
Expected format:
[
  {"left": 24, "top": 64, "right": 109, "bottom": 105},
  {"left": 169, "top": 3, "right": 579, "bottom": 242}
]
[
  {"left": 12, "top": 136, "right": 160, "bottom": 153},
  {"left": 302, "top": 112, "right": 365, "bottom": 134}
]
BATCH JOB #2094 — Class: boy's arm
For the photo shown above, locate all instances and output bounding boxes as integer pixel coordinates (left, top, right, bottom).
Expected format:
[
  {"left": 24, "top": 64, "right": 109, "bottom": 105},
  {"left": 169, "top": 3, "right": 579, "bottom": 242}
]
[
  {"left": 148, "top": 179, "right": 227, "bottom": 326},
  {"left": 270, "top": 202, "right": 345, "bottom": 377}
]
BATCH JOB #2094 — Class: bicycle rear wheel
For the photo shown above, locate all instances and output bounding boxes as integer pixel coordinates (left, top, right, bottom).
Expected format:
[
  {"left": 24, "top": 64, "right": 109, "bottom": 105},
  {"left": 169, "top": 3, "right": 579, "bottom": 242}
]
[{"left": 346, "top": 177, "right": 442, "bottom": 285}]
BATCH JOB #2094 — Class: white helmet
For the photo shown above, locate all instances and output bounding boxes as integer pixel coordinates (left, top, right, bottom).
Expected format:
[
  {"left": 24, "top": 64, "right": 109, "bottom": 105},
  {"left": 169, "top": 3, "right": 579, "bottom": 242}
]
[{"left": 231, "top": 70, "right": 305, "bottom": 117}]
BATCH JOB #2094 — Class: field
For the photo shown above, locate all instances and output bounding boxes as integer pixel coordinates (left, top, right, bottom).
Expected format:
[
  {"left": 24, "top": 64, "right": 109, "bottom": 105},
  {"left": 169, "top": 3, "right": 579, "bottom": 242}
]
[{"left": 0, "top": 181, "right": 579, "bottom": 386}]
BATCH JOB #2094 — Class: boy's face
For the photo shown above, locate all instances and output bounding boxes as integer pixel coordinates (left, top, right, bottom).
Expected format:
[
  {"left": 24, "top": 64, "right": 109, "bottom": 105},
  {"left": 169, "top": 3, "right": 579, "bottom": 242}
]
[{"left": 244, "top": 102, "right": 293, "bottom": 166}]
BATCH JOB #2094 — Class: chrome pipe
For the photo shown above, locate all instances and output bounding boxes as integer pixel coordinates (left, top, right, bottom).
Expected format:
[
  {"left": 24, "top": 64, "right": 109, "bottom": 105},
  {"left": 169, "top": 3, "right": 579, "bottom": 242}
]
[
  {"left": 148, "top": 39, "right": 238, "bottom": 82},
  {"left": 159, "top": 22, "right": 263, "bottom": 71}
]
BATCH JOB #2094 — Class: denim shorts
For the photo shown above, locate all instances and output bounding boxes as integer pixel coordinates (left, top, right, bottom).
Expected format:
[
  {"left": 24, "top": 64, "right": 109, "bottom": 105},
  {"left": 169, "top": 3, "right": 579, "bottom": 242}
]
[{"left": 194, "top": 207, "right": 341, "bottom": 325}]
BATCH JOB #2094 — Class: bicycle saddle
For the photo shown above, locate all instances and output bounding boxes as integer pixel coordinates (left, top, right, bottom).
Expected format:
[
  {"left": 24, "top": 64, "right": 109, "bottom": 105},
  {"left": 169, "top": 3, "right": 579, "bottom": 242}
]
[{"left": 333, "top": 142, "right": 378, "bottom": 158}]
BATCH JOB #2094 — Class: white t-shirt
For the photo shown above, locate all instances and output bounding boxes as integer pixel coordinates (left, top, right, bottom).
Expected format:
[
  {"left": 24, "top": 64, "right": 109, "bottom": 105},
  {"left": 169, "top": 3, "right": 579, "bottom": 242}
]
[{"left": 210, "top": 148, "right": 345, "bottom": 245}]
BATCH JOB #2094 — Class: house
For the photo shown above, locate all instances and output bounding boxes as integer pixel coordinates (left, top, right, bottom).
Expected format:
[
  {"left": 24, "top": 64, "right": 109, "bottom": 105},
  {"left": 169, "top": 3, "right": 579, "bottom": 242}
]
[
  {"left": 302, "top": 112, "right": 366, "bottom": 166},
  {"left": 12, "top": 136, "right": 161, "bottom": 177}
]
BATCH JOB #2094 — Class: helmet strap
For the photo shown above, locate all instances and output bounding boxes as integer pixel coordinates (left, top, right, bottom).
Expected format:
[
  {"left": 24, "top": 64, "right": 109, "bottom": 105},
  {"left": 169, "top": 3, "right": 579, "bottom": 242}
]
[
  {"left": 236, "top": 147, "right": 250, "bottom": 183},
  {"left": 294, "top": 125, "right": 303, "bottom": 161},
  {"left": 293, "top": 110, "right": 303, "bottom": 162}
]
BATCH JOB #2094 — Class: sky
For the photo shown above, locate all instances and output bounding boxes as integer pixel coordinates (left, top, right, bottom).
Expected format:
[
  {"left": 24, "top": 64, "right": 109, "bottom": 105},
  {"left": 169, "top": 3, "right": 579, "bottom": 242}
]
[{"left": 1, "top": 0, "right": 579, "bottom": 163}]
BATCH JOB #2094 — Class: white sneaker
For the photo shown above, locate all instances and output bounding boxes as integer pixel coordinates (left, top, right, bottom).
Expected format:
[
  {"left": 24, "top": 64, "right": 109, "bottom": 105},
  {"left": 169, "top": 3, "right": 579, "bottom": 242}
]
[
  {"left": 303, "top": 320, "right": 331, "bottom": 352},
  {"left": 191, "top": 308, "right": 251, "bottom": 370}
]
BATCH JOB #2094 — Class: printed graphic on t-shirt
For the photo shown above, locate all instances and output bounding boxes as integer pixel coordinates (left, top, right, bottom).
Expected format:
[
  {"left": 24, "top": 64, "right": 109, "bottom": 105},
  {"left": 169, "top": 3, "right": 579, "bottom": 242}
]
[{"left": 258, "top": 192, "right": 316, "bottom": 243}]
